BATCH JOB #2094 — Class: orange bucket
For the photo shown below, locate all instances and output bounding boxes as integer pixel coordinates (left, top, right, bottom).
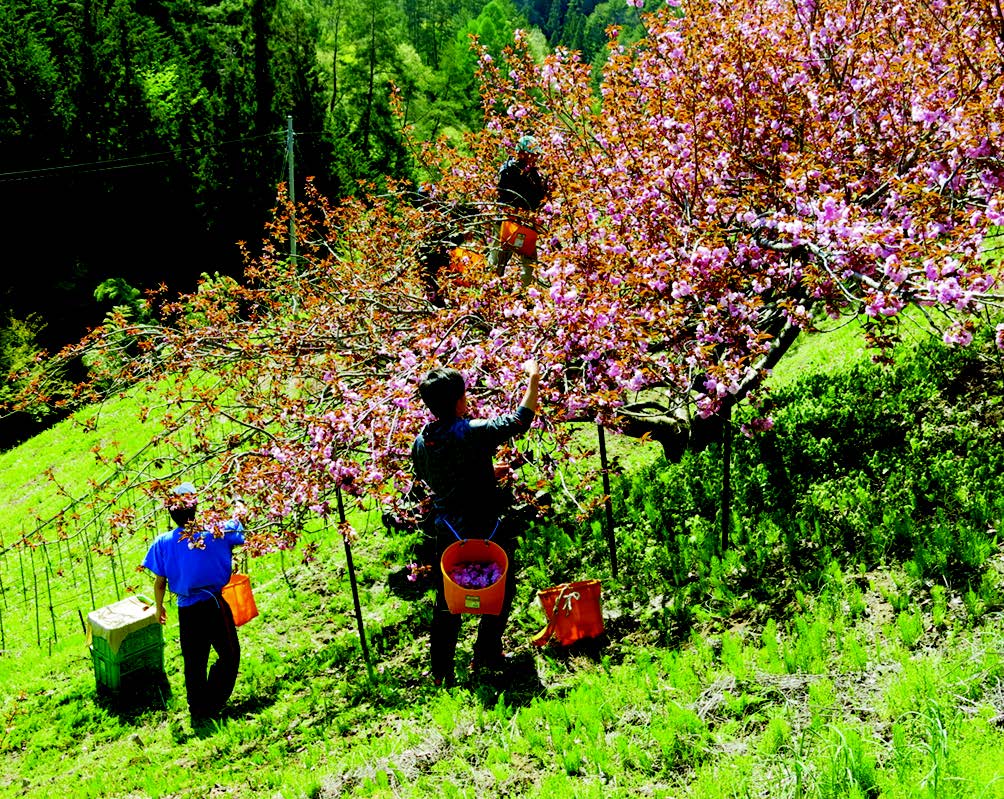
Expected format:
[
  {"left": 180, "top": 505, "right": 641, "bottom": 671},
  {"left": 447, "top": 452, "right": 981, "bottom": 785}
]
[
  {"left": 500, "top": 220, "right": 538, "bottom": 258},
  {"left": 449, "top": 247, "right": 483, "bottom": 279},
  {"left": 222, "top": 573, "right": 259, "bottom": 626},
  {"left": 441, "top": 539, "right": 508, "bottom": 615},
  {"left": 531, "top": 580, "right": 604, "bottom": 646}
]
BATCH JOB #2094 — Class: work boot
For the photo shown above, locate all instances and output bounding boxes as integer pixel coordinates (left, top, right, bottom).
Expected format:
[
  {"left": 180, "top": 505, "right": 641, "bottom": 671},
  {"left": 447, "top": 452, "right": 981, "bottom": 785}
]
[
  {"left": 470, "top": 652, "right": 512, "bottom": 674},
  {"left": 432, "top": 672, "right": 455, "bottom": 689}
]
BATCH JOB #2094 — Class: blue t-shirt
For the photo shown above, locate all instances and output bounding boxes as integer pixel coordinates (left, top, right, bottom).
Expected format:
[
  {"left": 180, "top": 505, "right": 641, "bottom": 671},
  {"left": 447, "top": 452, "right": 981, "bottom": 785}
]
[{"left": 143, "top": 520, "right": 245, "bottom": 608}]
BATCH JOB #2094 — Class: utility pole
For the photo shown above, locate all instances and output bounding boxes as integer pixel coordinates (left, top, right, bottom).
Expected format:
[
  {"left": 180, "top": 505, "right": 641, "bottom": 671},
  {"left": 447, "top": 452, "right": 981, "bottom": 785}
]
[{"left": 287, "top": 115, "right": 296, "bottom": 260}]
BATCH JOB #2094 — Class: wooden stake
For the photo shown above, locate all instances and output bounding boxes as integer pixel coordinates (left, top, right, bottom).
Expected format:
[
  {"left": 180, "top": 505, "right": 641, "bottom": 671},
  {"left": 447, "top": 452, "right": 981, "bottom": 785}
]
[
  {"left": 336, "top": 487, "right": 375, "bottom": 683},
  {"left": 597, "top": 424, "right": 618, "bottom": 578}
]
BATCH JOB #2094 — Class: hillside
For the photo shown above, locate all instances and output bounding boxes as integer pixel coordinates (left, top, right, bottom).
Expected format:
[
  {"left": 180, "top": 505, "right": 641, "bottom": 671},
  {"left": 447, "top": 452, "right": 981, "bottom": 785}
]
[{"left": 2, "top": 321, "right": 1004, "bottom": 798}]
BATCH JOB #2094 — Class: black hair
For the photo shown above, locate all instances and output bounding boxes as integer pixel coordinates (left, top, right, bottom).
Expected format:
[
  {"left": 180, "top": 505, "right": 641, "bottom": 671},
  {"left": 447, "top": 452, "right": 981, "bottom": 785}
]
[
  {"left": 418, "top": 367, "right": 466, "bottom": 420},
  {"left": 169, "top": 506, "right": 196, "bottom": 528}
]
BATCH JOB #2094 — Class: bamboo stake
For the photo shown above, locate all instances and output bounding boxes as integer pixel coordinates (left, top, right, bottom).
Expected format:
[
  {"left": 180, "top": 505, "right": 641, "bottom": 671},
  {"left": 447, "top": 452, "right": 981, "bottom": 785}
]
[
  {"left": 597, "top": 424, "right": 618, "bottom": 578},
  {"left": 31, "top": 546, "right": 40, "bottom": 649},
  {"left": 43, "top": 562, "right": 57, "bottom": 644},
  {"left": 61, "top": 535, "right": 77, "bottom": 586},
  {"left": 18, "top": 546, "right": 26, "bottom": 603},
  {"left": 0, "top": 556, "right": 7, "bottom": 612},
  {"left": 84, "top": 545, "right": 96, "bottom": 609},
  {"left": 42, "top": 539, "right": 53, "bottom": 576},
  {"left": 336, "top": 487, "right": 375, "bottom": 683},
  {"left": 0, "top": 539, "right": 6, "bottom": 611},
  {"left": 110, "top": 550, "right": 121, "bottom": 601},
  {"left": 116, "top": 545, "right": 127, "bottom": 596}
]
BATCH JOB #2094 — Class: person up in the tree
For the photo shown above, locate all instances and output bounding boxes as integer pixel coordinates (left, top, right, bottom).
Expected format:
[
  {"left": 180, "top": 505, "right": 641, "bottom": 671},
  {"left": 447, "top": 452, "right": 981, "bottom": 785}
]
[{"left": 490, "top": 135, "right": 549, "bottom": 288}]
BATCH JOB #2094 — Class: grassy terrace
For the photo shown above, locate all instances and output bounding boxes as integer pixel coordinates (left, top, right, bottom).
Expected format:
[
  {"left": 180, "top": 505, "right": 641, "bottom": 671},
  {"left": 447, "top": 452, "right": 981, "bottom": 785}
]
[{"left": 1, "top": 319, "right": 1004, "bottom": 798}]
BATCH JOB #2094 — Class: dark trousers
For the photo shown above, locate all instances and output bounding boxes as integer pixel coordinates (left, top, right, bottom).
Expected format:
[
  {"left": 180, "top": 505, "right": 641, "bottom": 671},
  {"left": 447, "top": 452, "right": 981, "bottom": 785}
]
[
  {"left": 178, "top": 593, "right": 240, "bottom": 718},
  {"left": 431, "top": 522, "right": 518, "bottom": 681}
]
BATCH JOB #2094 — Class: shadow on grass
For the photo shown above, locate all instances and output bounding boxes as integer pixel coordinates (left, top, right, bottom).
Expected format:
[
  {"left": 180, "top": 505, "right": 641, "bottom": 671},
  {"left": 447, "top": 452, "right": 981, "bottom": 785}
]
[
  {"left": 387, "top": 566, "right": 434, "bottom": 602},
  {"left": 178, "top": 692, "right": 282, "bottom": 740},
  {"left": 467, "top": 650, "right": 546, "bottom": 706},
  {"left": 224, "top": 690, "right": 280, "bottom": 719},
  {"left": 92, "top": 668, "right": 172, "bottom": 721},
  {"left": 537, "top": 633, "right": 610, "bottom": 664}
]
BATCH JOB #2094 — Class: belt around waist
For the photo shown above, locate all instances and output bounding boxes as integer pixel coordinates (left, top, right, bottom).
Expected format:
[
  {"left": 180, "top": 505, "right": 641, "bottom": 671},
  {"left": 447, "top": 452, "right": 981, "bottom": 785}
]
[{"left": 180, "top": 588, "right": 224, "bottom": 607}]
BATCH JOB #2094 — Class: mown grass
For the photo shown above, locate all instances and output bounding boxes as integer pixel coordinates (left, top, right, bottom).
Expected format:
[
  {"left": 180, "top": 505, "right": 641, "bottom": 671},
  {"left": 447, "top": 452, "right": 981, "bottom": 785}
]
[
  {"left": 7, "top": 556, "right": 1003, "bottom": 799},
  {"left": 0, "top": 390, "right": 165, "bottom": 532},
  {"left": 2, "top": 320, "right": 1004, "bottom": 798}
]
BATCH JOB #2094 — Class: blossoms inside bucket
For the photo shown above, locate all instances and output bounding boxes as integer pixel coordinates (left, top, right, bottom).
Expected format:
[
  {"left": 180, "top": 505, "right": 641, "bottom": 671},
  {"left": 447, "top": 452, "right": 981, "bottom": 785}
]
[{"left": 441, "top": 539, "right": 508, "bottom": 615}]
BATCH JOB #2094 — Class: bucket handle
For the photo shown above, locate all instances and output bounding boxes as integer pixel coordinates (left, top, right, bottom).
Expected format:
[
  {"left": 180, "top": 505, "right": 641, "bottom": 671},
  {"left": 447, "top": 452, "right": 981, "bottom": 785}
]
[
  {"left": 554, "top": 584, "right": 581, "bottom": 616},
  {"left": 531, "top": 582, "right": 573, "bottom": 647},
  {"left": 442, "top": 517, "right": 500, "bottom": 543}
]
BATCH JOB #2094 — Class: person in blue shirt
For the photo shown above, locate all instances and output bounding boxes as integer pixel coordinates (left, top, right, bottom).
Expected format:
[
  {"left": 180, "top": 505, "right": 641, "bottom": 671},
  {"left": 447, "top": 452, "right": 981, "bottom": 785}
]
[
  {"left": 143, "top": 482, "right": 245, "bottom": 721},
  {"left": 412, "top": 361, "right": 540, "bottom": 686}
]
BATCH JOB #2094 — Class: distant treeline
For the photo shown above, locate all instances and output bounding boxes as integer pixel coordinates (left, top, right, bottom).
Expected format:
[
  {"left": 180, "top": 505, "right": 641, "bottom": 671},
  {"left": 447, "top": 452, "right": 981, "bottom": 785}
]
[
  {"left": 0, "top": 0, "right": 644, "bottom": 351},
  {"left": 0, "top": 0, "right": 644, "bottom": 445}
]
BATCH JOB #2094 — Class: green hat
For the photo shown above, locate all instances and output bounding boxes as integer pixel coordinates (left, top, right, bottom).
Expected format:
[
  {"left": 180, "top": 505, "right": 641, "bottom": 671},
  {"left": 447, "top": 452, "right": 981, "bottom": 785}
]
[{"left": 516, "top": 135, "right": 540, "bottom": 155}]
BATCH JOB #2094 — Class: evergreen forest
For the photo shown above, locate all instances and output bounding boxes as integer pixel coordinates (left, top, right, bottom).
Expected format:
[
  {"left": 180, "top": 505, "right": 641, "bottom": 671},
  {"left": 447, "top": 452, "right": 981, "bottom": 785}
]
[{"left": 0, "top": 0, "right": 645, "bottom": 447}]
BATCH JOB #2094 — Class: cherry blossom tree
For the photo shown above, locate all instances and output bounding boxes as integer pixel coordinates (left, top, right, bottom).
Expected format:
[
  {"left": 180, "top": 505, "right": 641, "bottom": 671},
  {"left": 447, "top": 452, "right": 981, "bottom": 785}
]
[
  {"left": 7, "top": 0, "right": 1002, "bottom": 554},
  {"left": 460, "top": 0, "right": 1004, "bottom": 454}
]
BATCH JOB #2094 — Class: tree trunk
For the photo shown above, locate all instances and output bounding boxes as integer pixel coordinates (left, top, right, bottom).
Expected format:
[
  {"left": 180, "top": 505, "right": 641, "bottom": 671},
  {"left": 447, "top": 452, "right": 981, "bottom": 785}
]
[
  {"left": 618, "top": 320, "right": 802, "bottom": 459},
  {"left": 253, "top": 0, "right": 275, "bottom": 136}
]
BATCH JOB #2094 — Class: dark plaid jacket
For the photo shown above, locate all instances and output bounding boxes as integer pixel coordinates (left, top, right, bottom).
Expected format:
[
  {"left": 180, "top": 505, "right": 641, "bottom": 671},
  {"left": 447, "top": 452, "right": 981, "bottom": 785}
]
[
  {"left": 497, "top": 158, "right": 548, "bottom": 212},
  {"left": 412, "top": 405, "right": 534, "bottom": 538}
]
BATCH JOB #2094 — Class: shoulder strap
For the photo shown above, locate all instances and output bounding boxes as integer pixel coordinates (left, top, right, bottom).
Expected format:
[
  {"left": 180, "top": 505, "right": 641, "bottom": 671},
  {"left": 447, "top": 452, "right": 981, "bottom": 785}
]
[{"left": 530, "top": 583, "right": 571, "bottom": 647}]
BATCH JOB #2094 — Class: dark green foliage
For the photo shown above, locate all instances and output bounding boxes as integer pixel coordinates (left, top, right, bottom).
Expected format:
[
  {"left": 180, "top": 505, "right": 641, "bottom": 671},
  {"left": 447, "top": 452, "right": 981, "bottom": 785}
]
[
  {"left": 754, "top": 339, "right": 1004, "bottom": 580},
  {"left": 0, "top": 0, "right": 415, "bottom": 360},
  {"left": 1, "top": 0, "right": 644, "bottom": 381},
  {"left": 578, "top": 332, "right": 1004, "bottom": 641}
]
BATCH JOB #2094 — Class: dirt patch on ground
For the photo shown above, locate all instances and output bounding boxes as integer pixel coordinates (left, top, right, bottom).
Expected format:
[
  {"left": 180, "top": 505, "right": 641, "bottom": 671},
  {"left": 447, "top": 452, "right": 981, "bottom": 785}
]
[{"left": 317, "top": 730, "right": 452, "bottom": 797}]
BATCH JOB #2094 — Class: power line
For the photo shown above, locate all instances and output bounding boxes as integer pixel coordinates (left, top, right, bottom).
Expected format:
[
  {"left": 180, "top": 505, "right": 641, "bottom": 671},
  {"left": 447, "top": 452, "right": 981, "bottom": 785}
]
[{"left": 0, "top": 129, "right": 287, "bottom": 184}]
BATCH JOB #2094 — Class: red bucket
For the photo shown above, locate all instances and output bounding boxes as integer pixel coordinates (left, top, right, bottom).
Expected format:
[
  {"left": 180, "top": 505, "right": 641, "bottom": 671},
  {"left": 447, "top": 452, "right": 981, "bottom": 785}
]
[
  {"left": 500, "top": 220, "right": 538, "bottom": 258},
  {"left": 531, "top": 579, "right": 604, "bottom": 646},
  {"left": 222, "top": 573, "right": 259, "bottom": 626},
  {"left": 440, "top": 539, "right": 508, "bottom": 615}
]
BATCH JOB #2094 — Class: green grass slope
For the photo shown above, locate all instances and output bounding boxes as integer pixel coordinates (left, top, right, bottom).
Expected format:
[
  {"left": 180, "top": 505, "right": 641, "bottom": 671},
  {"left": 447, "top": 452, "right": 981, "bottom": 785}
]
[{"left": 2, "top": 323, "right": 1004, "bottom": 798}]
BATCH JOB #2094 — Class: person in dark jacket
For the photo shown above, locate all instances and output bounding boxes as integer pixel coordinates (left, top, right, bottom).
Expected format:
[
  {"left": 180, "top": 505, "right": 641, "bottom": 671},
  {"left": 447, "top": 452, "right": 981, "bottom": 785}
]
[
  {"left": 412, "top": 361, "right": 541, "bottom": 685},
  {"left": 415, "top": 192, "right": 470, "bottom": 308},
  {"left": 490, "top": 135, "right": 549, "bottom": 287}
]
